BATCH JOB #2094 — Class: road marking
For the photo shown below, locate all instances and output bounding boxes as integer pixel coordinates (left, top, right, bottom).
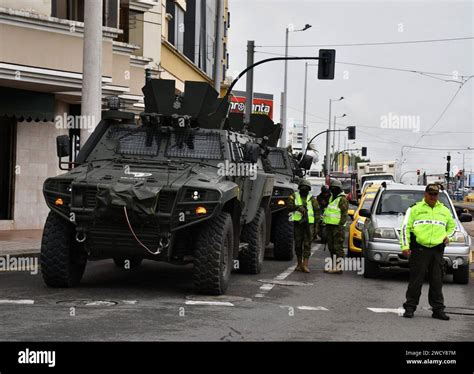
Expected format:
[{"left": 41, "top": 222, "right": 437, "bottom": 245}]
[
  {"left": 257, "top": 279, "right": 313, "bottom": 286},
  {"left": 121, "top": 300, "right": 138, "bottom": 305},
  {"left": 0, "top": 299, "right": 34, "bottom": 305},
  {"left": 367, "top": 307, "right": 405, "bottom": 315},
  {"left": 255, "top": 245, "right": 319, "bottom": 298},
  {"left": 297, "top": 306, "right": 328, "bottom": 311},
  {"left": 185, "top": 301, "right": 234, "bottom": 307}
]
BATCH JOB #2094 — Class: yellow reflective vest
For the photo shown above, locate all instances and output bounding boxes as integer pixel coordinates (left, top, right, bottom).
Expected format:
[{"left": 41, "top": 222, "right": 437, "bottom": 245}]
[
  {"left": 322, "top": 193, "right": 345, "bottom": 225},
  {"left": 291, "top": 192, "right": 315, "bottom": 223},
  {"left": 400, "top": 199, "right": 456, "bottom": 250}
]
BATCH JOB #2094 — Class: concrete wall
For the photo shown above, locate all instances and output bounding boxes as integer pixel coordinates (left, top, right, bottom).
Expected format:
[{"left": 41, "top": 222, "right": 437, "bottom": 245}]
[{"left": 9, "top": 101, "right": 68, "bottom": 230}]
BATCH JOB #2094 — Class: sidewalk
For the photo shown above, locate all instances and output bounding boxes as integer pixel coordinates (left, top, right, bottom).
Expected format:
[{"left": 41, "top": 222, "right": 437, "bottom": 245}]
[{"left": 0, "top": 230, "right": 42, "bottom": 256}]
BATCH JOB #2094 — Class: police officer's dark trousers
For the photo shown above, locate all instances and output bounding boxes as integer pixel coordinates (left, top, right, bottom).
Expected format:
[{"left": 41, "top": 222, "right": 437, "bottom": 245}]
[{"left": 403, "top": 243, "right": 446, "bottom": 312}]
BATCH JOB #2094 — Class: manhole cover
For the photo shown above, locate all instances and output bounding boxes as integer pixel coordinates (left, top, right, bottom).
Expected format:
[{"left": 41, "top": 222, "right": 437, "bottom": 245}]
[
  {"left": 185, "top": 295, "right": 251, "bottom": 303},
  {"left": 258, "top": 279, "right": 313, "bottom": 287},
  {"left": 56, "top": 299, "right": 118, "bottom": 307}
]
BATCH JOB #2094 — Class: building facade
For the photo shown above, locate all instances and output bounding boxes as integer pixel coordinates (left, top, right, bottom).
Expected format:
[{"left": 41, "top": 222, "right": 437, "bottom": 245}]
[{"left": 0, "top": 0, "right": 230, "bottom": 230}]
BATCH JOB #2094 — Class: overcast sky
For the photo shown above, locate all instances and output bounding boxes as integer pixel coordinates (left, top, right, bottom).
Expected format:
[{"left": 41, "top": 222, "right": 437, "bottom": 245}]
[{"left": 227, "top": 0, "right": 473, "bottom": 184}]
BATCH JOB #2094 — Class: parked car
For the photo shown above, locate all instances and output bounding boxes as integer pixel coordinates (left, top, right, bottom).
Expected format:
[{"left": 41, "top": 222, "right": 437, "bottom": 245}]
[{"left": 359, "top": 183, "right": 472, "bottom": 284}]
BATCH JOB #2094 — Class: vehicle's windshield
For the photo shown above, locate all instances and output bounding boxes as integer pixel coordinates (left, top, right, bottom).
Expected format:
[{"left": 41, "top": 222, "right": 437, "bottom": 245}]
[
  {"left": 103, "top": 125, "right": 223, "bottom": 160},
  {"left": 376, "top": 191, "right": 453, "bottom": 216},
  {"left": 361, "top": 195, "right": 375, "bottom": 210},
  {"left": 268, "top": 150, "right": 287, "bottom": 170}
]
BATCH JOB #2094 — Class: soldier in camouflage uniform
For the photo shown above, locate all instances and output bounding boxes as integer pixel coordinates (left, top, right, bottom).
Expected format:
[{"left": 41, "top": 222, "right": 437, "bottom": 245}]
[
  {"left": 287, "top": 179, "right": 321, "bottom": 273},
  {"left": 323, "top": 179, "right": 349, "bottom": 274}
]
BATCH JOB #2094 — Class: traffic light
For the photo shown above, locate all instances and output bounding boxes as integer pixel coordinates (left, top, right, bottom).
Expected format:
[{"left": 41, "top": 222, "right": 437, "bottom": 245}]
[
  {"left": 318, "top": 49, "right": 336, "bottom": 80},
  {"left": 361, "top": 147, "right": 367, "bottom": 157},
  {"left": 417, "top": 169, "right": 420, "bottom": 175},
  {"left": 347, "top": 126, "right": 356, "bottom": 140}
]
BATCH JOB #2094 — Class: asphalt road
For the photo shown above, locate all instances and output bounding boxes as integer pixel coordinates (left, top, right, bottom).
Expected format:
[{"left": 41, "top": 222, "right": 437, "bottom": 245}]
[{"left": 0, "top": 242, "right": 473, "bottom": 341}]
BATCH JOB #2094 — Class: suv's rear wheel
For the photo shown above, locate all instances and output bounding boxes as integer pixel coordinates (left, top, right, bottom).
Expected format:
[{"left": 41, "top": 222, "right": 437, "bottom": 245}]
[
  {"left": 271, "top": 211, "right": 294, "bottom": 261},
  {"left": 453, "top": 264, "right": 469, "bottom": 284},
  {"left": 239, "top": 207, "right": 266, "bottom": 274},
  {"left": 193, "top": 212, "right": 234, "bottom": 295},
  {"left": 40, "top": 211, "right": 87, "bottom": 287},
  {"left": 113, "top": 258, "right": 143, "bottom": 269}
]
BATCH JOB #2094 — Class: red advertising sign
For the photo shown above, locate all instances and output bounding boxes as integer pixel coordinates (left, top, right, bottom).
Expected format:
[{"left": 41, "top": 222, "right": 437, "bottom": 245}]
[{"left": 230, "top": 91, "right": 274, "bottom": 120}]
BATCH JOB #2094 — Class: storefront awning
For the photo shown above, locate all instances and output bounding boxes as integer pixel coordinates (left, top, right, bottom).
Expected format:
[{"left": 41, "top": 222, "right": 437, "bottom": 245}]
[{"left": 0, "top": 87, "right": 55, "bottom": 122}]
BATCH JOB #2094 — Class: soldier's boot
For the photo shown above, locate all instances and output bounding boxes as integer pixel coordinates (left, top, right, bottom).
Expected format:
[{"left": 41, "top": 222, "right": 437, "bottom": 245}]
[
  {"left": 295, "top": 257, "right": 303, "bottom": 272},
  {"left": 301, "top": 258, "right": 310, "bottom": 273}
]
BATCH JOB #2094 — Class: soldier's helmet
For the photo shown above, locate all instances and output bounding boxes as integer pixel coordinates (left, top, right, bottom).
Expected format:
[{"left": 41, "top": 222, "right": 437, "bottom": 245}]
[
  {"left": 298, "top": 179, "right": 312, "bottom": 189},
  {"left": 329, "top": 179, "right": 343, "bottom": 188}
]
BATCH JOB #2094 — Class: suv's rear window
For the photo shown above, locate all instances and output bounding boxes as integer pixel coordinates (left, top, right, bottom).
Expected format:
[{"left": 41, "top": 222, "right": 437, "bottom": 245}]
[{"left": 376, "top": 191, "right": 452, "bottom": 215}]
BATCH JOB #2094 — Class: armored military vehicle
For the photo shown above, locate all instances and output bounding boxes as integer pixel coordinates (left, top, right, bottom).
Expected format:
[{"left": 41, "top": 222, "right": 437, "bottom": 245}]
[
  {"left": 41, "top": 78, "right": 276, "bottom": 295},
  {"left": 225, "top": 113, "right": 313, "bottom": 261}
]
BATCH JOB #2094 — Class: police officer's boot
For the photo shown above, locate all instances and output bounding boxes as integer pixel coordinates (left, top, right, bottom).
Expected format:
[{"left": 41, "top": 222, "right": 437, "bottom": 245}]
[
  {"left": 295, "top": 257, "right": 303, "bottom": 272},
  {"left": 301, "top": 258, "right": 310, "bottom": 273}
]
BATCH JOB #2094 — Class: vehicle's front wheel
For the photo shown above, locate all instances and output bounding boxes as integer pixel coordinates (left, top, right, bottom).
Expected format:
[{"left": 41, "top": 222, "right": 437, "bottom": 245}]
[
  {"left": 193, "top": 212, "right": 234, "bottom": 295},
  {"left": 40, "top": 211, "right": 87, "bottom": 287},
  {"left": 239, "top": 207, "right": 266, "bottom": 274},
  {"left": 453, "top": 264, "right": 469, "bottom": 284},
  {"left": 271, "top": 211, "right": 294, "bottom": 261},
  {"left": 363, "top": 253, "right": 380, "bottom": 279}
]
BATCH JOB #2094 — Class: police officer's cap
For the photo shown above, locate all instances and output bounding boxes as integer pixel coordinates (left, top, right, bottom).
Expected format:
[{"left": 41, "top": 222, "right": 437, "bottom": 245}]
[
  {"left": 425, "top": 184, "right": 440, "bottom": 193},
  {"left": 330, "top": 179, "right": 343, "bottom": 188}
]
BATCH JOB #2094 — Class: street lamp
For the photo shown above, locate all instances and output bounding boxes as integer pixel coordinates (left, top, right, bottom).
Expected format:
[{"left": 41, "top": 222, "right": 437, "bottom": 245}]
[
  {"left": 335, "top": 113, "right": 347, "bottom": 152},
  {"left": 325, "top": 96, "right": 344, "bottom": 175},
  {"left": 281, "top": 23, "right": 312, "bottom": 148}
]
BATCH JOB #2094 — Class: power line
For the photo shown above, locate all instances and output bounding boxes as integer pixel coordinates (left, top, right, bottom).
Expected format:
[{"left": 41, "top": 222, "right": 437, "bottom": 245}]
[
  {"left": 255, "top": 51, "right": 473, "bottom": 80},
  {"left": 256, "top": 36, "right": 474, "bottom": 48}
]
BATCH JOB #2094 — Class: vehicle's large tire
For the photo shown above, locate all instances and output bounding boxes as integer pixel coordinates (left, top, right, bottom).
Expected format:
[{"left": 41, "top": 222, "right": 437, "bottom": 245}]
[
  {"left": 453, "top": 264, "right": 469, "bottom": 284},
  {"left": 363, "top": 253, "right": 381, "bottom": 279},
  {"left": 113, "top": 257, "right": 143, "bottom": 269},
  {"left": 239, "top": 208, "right": 266, "bottom": 274},
  {"left": 193, "top": 212, "right": 234, "bottom": 295},
  {"left": 40, "top": 211, "right": 87, "bottom": 287},
  {"left": 271, "top": 211, "right": 294, "bottom": 261}
]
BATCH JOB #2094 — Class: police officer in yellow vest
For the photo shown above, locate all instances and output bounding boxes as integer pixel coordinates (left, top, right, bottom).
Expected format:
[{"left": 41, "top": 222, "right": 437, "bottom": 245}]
[
  {"left": 323, "top": 179, "right": 349, "bottom": 274},
  {"left": 287, "top": 179, "right": 321, "bottom": 273},
  {"left": 401, "top": 184, "right": 456, "bottom": 320}
]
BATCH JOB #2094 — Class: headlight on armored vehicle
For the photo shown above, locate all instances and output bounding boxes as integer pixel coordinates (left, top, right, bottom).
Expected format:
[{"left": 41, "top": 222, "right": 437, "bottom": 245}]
[
  {"left": 451, "top": 231, "right": 467, "bottom": 244},
  {"left": 373, "top": 227, "right": 397, "bottom": 240},
  {"left": 355, "top": 218, "right": 365, "bottom": 231}
]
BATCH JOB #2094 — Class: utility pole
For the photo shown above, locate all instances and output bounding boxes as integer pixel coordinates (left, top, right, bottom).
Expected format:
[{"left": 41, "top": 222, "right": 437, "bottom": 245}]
[
  {"left": 81, "top": 0, "right": 103, "bottom": 145},
  {"left": 281, "top": 28, "right": 289, "bottom": 148},
  {"left": 244, "top": 40, "right": 255, "bottom": 124},
  {"left": 446, "top": 153, "right": 451, "bottom": 192},
  {"left": 302, "top": 62, "right": 308, "bottom": 153},
  {"left": 325, "top": 100, "right": 332, "bottom": 175}
]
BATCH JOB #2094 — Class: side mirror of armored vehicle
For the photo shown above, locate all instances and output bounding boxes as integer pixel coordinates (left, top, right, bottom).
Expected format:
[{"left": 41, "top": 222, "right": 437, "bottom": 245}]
[
  {"left": 298, "top": 154, "right": 313, "bottom": 170},
  {"left": 243, "top": 143, "right": 260, "bottom": 164},
  {"left": 56, "top": 135, "right": 70, "bottom": 158}
]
